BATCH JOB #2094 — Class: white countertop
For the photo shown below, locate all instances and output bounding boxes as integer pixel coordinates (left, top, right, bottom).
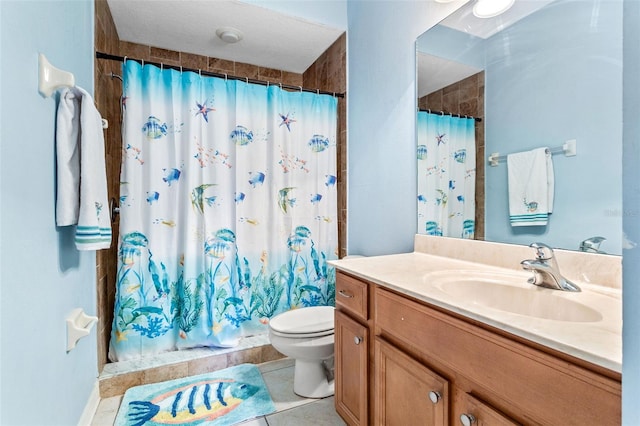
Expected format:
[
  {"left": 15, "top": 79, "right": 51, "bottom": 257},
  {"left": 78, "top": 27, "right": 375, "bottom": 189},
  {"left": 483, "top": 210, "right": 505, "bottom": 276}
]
[{"left": 329, "top": 251, "right": 622, "bottom": 373}]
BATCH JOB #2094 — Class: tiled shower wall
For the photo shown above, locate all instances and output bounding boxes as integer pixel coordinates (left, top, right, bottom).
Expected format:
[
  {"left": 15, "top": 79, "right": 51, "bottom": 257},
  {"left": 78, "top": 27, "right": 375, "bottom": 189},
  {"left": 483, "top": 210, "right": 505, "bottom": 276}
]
[
  {"left": 94, "top": 0, "right": 347, "bottom": 371},
  {"left": 418, "top": 71, "right": 485, "bottom": 240}
]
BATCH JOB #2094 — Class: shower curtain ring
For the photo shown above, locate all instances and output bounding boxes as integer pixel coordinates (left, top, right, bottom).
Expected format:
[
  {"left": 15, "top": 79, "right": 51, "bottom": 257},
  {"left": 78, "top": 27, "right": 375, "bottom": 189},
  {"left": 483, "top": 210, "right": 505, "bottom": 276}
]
[
  {"left": 161, "top": 62, "right": 163, "bottom": 71},
  {"left": 246, "top": 77, "right": 249, "bottom": 84},
  {"left": 225, "top": 73, "right": 228, "bottom": 81},
  {"left": 317, "top": 89, "right": 320, "bottom": 95},
  {"left": 123, "top": 56, "right": 128, "bottom": 64},
  {"left": 299, "top": 86, "right": 303, "bottom": 93},
  {"left": 198, "top": 69, "right": 201, "bottom": 77}
]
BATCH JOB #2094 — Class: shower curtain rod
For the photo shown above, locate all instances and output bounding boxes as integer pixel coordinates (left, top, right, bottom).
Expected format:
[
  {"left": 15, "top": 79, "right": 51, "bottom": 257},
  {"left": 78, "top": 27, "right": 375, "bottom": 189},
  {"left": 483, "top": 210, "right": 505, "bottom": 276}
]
[
  {"left": 419, "top": 108, "right": 482, "bottom": 122},
  {"left": 96, "top": 51, "right": 345, "bottom": 98}
]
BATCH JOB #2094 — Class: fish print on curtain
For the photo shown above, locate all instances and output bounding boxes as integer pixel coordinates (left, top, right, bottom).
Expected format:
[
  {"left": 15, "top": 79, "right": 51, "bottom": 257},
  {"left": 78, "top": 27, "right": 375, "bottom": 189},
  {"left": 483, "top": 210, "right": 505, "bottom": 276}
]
[
  {"left": 417, "top": 111, "right": 476, "bottom": 239},
  {"left": 110, "top": 61, "right": 338, "bottom": 362}
]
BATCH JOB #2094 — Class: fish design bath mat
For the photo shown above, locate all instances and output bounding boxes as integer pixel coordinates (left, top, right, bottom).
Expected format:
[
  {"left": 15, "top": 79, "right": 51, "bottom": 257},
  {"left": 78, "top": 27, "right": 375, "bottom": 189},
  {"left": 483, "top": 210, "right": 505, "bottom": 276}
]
[{"left": 114, "top": 363, "right": 276, "bottom": 426}]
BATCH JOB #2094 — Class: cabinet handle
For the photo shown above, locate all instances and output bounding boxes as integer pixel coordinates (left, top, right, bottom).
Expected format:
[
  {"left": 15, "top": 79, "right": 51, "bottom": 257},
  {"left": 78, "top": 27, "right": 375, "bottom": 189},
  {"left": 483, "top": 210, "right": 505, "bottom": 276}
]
[
  {"left": 339, "top": 290, "right": 353, "bottom": 298},
  {"left": 460, "top": 413, "right": 476, "bottom": 426},
  {"left": 428, "top": 391, "right": 441, "bottom": 404},
  {"left": 354, "top": 336, "right": 362, "bottom": 345}
]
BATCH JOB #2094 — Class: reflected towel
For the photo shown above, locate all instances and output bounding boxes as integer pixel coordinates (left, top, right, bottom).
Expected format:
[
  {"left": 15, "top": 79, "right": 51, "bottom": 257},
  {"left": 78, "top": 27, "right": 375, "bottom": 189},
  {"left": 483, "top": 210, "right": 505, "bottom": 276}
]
[
  {"left": 56, "top": 86, "right": 112, "bottom": 250},
  {"left": 507, "top": 147, "right": 554, "bottom": 226}
]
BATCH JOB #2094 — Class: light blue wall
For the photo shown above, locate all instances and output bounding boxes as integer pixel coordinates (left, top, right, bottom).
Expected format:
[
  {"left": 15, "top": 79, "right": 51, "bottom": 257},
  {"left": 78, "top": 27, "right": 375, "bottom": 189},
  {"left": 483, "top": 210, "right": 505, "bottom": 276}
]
[
  {"left": 0, "top": 1, "right": 98, "bottom": 424},
  {"left": 622, "top": 0, "right": 640, "bottom": 422},
  {"left": 484, "top": 0, "right": 623, "bottom": 253},
  {"left": 346, "top": 0, "right": 465, "bottom": 256},
  {"left": 347, "top": 0, "right": 637, "bottom": 421}
]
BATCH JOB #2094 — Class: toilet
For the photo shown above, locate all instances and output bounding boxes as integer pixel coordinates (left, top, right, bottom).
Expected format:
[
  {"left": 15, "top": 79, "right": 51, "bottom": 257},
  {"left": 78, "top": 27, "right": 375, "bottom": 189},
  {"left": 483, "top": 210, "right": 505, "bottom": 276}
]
[{"left": 268, "top": 306, "right": 335, "bottom": 398}]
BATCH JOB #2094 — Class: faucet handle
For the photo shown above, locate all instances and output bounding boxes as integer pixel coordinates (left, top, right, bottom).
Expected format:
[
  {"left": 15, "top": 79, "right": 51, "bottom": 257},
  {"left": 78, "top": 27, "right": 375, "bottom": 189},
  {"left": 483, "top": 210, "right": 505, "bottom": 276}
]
[{"left": 529, "top": 242, "right": 554, "bottom": 260}]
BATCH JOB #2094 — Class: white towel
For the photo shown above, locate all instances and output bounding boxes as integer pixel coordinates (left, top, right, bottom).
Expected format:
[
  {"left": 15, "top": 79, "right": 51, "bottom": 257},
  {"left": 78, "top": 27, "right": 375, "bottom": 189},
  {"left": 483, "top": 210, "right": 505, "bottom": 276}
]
[
  {"left": 507, "top": 147, "right": 554, "bottom": 227},
  {"left": 56, "top": 86, "right": 112, "bottom": 250}
]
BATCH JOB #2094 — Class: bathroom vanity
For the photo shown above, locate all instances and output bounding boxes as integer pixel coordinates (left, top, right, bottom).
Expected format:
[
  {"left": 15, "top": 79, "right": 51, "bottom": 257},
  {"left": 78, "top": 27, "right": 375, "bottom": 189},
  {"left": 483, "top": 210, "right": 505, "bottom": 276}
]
[{"left": 331, "top": 236, "right": 622, "bottom": 425}]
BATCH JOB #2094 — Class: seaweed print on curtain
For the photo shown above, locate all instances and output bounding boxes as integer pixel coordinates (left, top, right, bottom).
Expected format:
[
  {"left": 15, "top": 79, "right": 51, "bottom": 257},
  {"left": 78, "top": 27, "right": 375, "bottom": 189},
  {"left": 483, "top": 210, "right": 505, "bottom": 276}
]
[
  {"left": 109, "top": 61, "right": 338, "bottom": 362},
  {"left": 417, "top": 111, "right": 475, "bottom": 239}
]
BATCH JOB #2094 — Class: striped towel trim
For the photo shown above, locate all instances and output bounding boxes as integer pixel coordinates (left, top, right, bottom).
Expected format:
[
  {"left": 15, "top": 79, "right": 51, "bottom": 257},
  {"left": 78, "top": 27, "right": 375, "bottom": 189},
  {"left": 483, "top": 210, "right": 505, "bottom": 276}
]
[
  {"left": 510, "top": 213, "right": 548, "bottom": 226},
  {"left": 75, "top": 226, "right": 112, "bottom": 248}
]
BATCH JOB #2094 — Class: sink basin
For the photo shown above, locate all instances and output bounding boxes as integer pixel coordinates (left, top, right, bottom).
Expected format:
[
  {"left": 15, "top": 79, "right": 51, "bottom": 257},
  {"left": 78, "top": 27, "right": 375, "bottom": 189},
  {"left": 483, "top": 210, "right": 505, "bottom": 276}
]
[{"left": 427, "top": 270, "right": 602, "bottom": 323}]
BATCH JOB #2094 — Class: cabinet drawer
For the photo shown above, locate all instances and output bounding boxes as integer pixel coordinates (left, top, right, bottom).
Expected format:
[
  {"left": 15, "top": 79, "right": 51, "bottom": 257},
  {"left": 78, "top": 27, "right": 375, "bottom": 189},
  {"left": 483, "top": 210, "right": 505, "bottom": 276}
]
[
  {"left": 336, "top": 272, "right": 368, "bottom": 321},
  {"left": 375, "top": 287, "right": 621, "bottom": 425}
]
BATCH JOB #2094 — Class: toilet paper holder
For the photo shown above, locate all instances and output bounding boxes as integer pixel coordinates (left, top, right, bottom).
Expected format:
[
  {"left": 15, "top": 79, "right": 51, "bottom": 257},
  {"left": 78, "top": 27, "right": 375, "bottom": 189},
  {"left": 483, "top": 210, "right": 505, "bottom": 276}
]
[{"left": 66, "top": 308, "right": 98, "bottom": 352}]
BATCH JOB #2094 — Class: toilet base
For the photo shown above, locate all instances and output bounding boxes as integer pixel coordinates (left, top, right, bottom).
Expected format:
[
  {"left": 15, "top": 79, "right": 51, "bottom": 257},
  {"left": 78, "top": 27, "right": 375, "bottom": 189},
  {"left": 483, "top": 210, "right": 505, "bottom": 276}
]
[{"left": 293, "top": 359, "right": 335, "bottom": 398}]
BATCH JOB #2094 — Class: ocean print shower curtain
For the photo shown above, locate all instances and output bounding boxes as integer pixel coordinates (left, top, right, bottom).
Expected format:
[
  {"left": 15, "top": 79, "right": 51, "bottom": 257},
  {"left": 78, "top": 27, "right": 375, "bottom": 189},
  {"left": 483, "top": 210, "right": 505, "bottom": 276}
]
[
  {"left": 110, "top": 61, "right": 338, "bottom": 362},
  {"left": 417, "top": 111, "right": 476, "bottom": 238}
]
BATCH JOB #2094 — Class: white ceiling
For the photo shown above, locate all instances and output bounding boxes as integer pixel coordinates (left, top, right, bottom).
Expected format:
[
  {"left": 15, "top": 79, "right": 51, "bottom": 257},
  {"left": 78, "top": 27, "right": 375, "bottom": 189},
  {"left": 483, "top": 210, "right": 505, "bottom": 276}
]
[
  {"left": 106, "top": 0, "right": 345, "bottom": 74},
  {"left": 417, "top": 53, "right": 481, "bottom": 98}
]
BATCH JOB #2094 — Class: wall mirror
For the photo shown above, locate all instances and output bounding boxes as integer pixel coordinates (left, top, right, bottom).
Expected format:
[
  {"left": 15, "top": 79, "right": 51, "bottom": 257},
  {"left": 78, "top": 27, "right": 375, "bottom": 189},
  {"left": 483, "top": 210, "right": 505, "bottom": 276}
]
[{"left": 416, "top": 0, "right": 622, "bottom": 255}]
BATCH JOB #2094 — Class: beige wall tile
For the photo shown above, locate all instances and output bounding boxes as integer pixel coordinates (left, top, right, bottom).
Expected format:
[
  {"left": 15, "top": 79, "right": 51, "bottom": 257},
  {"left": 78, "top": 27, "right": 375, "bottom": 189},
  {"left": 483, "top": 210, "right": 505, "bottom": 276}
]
[
  {"left": 99, "top": 371, "right": 144, "bottom": 398},
  {"left": 187, "top": 355, "right": 228, "bottom": 376},
  {"left": 143, "top": 362, "right": 189, "bottom": 385}
]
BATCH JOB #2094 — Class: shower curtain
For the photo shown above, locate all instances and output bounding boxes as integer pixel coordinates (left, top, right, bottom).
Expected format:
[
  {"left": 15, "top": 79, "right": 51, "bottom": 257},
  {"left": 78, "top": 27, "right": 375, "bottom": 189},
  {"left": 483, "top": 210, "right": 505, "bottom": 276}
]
[
  {"left": 110, "top": 61, "right": 338, "bottom": 362},
  {"left": 417, "top": 111, "right": 476, "bottom": 238}
]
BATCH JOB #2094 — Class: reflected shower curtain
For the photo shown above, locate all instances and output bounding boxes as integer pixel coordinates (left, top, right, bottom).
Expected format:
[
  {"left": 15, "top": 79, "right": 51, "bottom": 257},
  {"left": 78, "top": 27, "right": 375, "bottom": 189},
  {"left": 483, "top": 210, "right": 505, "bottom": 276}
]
[
  {"left": 110, "top": 61, "right": 338, "bottom": 362},
  {"left": 417, "top": 111, "right": 476, "bottom": 238}
]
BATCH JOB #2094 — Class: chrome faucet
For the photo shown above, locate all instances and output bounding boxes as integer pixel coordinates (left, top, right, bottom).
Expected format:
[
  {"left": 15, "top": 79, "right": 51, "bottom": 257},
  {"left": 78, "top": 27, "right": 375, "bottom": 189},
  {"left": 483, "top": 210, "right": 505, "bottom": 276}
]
[
  {"left": 580, "top": 236, "right": 606, "bottom": 253},
  {"left": 520, "top": 242, "right": 581, "bottom": 292}
]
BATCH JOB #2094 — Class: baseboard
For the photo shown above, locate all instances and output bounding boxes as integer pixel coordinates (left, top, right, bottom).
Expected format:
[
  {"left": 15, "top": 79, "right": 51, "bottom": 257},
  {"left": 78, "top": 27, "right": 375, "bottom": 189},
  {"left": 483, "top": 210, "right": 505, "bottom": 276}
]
[{"left": 77, "top": 380, "right": 100, "bottom": 426}]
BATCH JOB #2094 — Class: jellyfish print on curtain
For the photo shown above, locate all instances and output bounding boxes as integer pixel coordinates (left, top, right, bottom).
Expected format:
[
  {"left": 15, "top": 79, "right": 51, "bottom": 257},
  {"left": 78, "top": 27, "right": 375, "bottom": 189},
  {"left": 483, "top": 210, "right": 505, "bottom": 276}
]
[
  {"left": 109, "top": 60, "right": 338, "bottom": 362},
  {"left": 417, "top": 111, "right": 476, "bottom": 239}
]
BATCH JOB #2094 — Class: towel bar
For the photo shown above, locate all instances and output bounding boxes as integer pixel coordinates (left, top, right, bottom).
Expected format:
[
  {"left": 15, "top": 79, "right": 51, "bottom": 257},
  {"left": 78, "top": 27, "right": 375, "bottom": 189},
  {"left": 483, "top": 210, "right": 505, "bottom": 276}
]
[{"left": 488, "top": 139, "right": 577, "bottom": 167}]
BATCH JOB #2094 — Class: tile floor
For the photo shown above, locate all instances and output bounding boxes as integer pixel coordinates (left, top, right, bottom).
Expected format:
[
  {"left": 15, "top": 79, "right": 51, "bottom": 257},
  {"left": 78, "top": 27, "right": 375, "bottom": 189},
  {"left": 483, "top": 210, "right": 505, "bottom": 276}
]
[{"left": 91, "top": 358, "right": 346, "bottom": 425}]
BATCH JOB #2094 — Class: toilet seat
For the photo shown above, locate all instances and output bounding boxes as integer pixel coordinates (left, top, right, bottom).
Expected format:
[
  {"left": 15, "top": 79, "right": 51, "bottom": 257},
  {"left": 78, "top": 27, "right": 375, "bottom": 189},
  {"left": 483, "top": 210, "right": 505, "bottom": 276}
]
[{"left": 269, "top": 306, "right": 334, "bottom": 338}]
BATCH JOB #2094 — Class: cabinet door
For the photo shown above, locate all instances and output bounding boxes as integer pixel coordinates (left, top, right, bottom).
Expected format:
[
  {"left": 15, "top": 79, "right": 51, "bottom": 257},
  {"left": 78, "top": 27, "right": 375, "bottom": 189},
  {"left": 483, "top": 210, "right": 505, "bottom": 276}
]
[
  {"left": 335, "top": 310, "right": 368, "bottom": 426},
  {"left": 456, "top": 392, "right": 520, "bottom": 426},
  {"left": 375, "top": 338, "right": 449, "bottom": 426}
]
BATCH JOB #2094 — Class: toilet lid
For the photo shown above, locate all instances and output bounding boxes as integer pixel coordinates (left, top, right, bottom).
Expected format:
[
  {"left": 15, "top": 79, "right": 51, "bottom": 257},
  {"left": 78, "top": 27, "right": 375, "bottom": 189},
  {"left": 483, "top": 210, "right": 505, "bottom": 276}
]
[{"left": 269, "top": 306, "right": 334, "bottom": 335}]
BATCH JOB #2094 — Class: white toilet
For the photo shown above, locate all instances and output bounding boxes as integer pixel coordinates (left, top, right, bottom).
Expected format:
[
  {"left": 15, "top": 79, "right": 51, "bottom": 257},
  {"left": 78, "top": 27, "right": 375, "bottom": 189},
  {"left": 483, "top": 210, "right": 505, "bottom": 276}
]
[{"left": 268, "top": 306, "right": 335, "bottom": 398}]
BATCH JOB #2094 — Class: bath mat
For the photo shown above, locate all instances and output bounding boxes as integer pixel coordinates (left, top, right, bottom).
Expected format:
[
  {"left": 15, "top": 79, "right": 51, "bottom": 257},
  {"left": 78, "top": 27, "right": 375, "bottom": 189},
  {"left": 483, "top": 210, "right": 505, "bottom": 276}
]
[{"left": 114, "top": 363, "right": 276, "bottom": 426}]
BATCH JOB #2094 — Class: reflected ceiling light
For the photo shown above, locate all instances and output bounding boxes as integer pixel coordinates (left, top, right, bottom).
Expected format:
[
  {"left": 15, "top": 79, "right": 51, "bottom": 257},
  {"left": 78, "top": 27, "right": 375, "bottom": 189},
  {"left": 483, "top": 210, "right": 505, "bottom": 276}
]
[
  {"left": 216, "top": 27, "right": 243, "bottom": 44},
  {"left": 473, "top": 0, "right": 515, "bottom": 18}
]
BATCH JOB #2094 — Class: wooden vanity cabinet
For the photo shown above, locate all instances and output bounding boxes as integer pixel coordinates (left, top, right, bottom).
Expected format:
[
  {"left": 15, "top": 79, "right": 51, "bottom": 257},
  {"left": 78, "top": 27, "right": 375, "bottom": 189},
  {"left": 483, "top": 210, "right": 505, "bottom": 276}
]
[
  {"left": 375, "top": 287, "right": 621, "bottom": 426},
  {"left": 335, "top": 272, "right": 371, "bottom": 425},
  {"left": 332, "top": 271, "right": 622, "bottom": 426}
]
